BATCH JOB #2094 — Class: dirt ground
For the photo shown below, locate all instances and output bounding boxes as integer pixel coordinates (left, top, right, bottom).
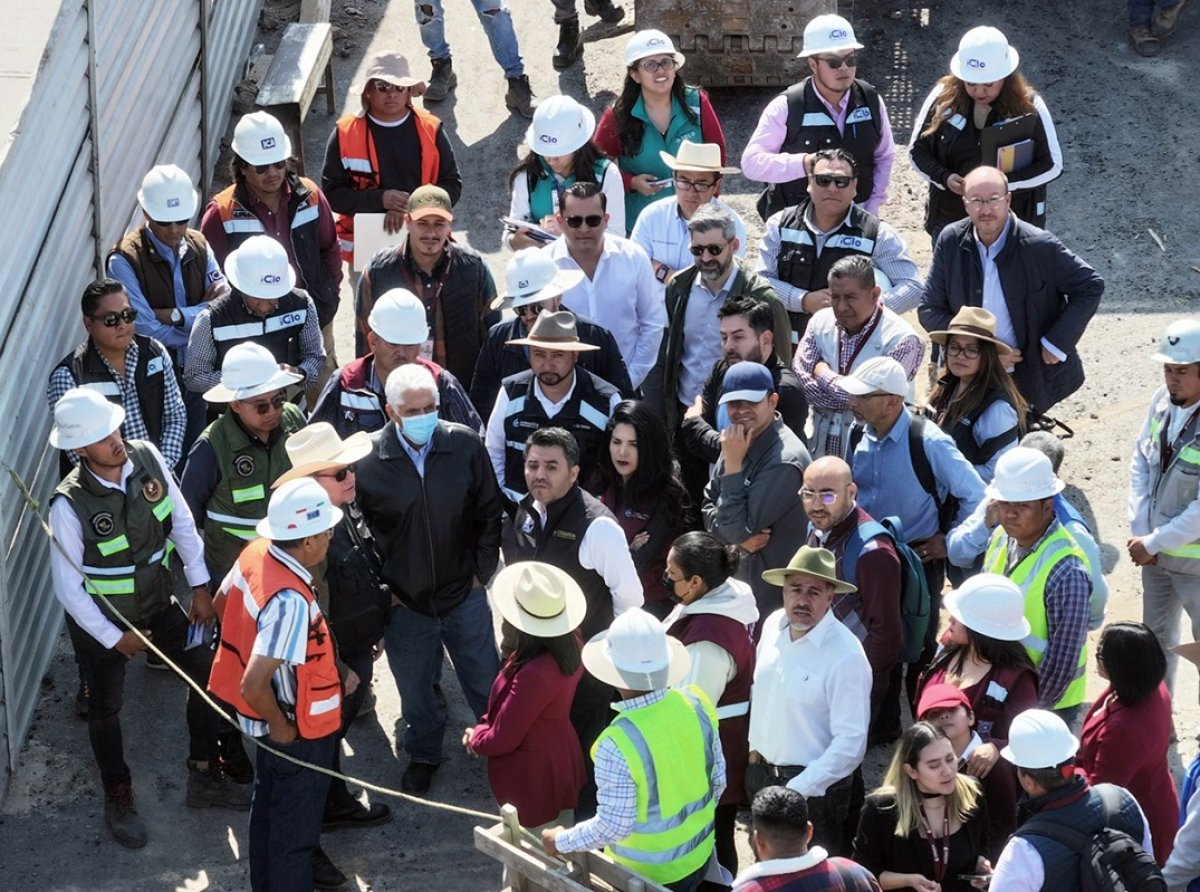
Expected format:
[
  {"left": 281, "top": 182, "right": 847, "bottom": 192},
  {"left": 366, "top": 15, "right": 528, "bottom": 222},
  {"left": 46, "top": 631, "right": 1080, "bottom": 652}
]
[{"left": 2, "top": 0, "right": 1199, "bottom": 889}]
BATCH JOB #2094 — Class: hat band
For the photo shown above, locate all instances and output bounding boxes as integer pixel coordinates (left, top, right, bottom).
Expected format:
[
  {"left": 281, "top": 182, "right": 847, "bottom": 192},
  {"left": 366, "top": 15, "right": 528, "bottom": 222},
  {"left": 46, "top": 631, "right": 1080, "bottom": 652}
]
[
  {"left": 948, "top": 323, "right": 998, "bottom": 340},
  {"left": 516, "top": 594, "right": 566, "bottom": 621},
  {"left": 527, "top": 335, "right": 581, "bottom": 343}
]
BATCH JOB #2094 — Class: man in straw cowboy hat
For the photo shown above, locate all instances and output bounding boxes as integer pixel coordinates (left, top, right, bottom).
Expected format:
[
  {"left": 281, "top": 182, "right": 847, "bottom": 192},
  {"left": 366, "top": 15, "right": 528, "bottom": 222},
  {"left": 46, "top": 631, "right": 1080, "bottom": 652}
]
[
  {"left": 273, "top": 423, "right": 392, "bottom": 833},
  {"left": 471, "top": 248, "right": 633, "bottom": 415},
  {"left": 746, "top": 546, "right": 871, "bottom": 855},
  {"left": 208, "top": 478, "right": 351, "bottom": 891},
  {"left": 48, "top": 388, "right": 249, "bottom": 849},
  {"left": 541, "top": 607, "right": 727, "bottom": 892},
  {"left": 485, "top": 309, "right": 621, "bottom": 502},
  {"left": 180, "top": 342, "right": 305, "bottom": 588}
]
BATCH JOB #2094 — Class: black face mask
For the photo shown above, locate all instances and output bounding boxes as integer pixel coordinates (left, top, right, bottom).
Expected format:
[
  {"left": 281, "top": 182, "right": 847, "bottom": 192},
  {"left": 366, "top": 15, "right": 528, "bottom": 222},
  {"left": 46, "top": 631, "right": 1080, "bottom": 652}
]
[{"left": 662, "top": 572, "right": 684, "bottom": 604}]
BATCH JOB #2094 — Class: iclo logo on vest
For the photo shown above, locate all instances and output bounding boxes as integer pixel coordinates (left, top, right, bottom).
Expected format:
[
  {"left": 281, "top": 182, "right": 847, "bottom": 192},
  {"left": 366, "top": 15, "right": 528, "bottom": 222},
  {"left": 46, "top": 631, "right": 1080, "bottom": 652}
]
[
  {"left": 829, "top": 29, "right": 848, "bottom": 39},
  {"left": 281, "top": 312, "right": 303, "bottom": 325},
  {"left": 261, "top": 137, "right": 276, "bottom": 149},
  {"left": 261, "top": 274, "right": 282, "bottom": 284},
  {"left": 167, "top": 197, "right": 180, "bottom": 208},
  {"left": 968, "top": 58, "right": 986, "bottom": 69}
]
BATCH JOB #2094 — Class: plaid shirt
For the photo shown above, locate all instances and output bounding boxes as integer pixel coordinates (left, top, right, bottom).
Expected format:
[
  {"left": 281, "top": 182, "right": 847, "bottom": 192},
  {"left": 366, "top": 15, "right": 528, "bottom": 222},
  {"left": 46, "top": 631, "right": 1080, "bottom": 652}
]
[{"left": 47, "top": 338, "right": 187, "bottom": 468}]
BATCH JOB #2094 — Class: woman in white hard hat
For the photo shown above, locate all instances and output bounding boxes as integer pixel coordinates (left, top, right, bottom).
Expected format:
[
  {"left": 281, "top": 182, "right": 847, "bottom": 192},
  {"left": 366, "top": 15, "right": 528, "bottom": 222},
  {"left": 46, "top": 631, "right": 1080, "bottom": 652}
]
[
  {"left": 593, "top": 30, "right": 727, "bottom": 231},
  {"left": 505, "top": 96, "right": 625, "bottom": 251},
  {"left": 908, "top": 26, "right": 1062, "bottom": 242}
]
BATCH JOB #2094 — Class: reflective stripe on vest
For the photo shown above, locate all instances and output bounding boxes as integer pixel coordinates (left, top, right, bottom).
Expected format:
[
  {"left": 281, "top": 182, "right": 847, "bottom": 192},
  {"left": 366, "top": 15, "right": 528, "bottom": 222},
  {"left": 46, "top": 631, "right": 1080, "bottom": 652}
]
[
  {"left": 1146, "top": 412, "right": 1200, "bottom": 563},
  {"left": 292, "top": 203, "right": 320, "bottom": 228},
  {"left": 231, "top": 484, "right": 266, "bottom": 505},
  {"left": 340, "top": 391, "right": 380, "bottom": 411},
  {"left": 82, "top": 540, "right": 174, "bottom": 597},
  {"left": 206, "top": 508, "right": 260, "bottom": 541},
  {"left": 984, "top": 525, "right": 1088, "bottom": 708},
  {"left": 223, "top": 218, "right": 265, "bottom": 235},
  {"left": 97, "top": 534, "right": 130, "bottom": 556},
  {"left": 212, "top": 322, "right": 265, "bottom": 342}
]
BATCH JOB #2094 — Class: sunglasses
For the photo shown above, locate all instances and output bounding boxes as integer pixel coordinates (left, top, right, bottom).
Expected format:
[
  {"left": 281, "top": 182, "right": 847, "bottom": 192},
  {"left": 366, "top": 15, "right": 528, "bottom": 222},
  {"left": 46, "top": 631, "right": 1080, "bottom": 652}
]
[
  {"left": 564, "top": 214, "right": 604, "bottom": 229},
  {"left": 819, "top": 53, "right": 859, "bottom": 69},
  {"left": 813, "top": 173, "right": 854, "bottom": 188},
  {"left": 318, "top": 463, "right": 357, "bottom": 482},
  {"left": 90, "top": 308, "right": 138, "bottom": 327},
  {"left": 689, "top": 243, "right": 727, "bottom": 257},
  {"left": 371, "top": 80, "right": 409, "bottom": 93},
  {"left": 248, "top": 394, "right": 287, "bottom": 415},
  {"left": 516, "top": 303, "right": 548, "bottom": 319},
  {"left": 251, "top": 160, "right": 286, "bottom": 175}
]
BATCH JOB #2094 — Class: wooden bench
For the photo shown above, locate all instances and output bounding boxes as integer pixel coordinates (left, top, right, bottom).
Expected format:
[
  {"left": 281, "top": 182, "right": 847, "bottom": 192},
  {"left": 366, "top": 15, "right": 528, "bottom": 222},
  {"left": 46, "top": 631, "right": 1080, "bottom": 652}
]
[{"left": 257, "top": 22, "right": 336, "bottom": 175}]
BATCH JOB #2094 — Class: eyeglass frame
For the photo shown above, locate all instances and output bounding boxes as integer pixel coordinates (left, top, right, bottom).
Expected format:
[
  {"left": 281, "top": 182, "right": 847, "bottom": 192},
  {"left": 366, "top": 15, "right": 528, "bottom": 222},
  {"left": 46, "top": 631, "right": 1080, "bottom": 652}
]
[
  {"left": 963, "top": 194, "right": 1008, "bottom": 210},
  {"left": 673, "top": 174, "right": 719, "bottom": 193},
  {"left": 316, "top": 463, "right": 357, "bottom": 483},
  {"left": 563, "top": 214, "right": 604, "bottom": 229},
  {"left": 245, "top": 393, "right": 287, "bottom": 416},
  {"left": 817, "top": 52, "right": 860, "bottom": 69},
  {"left": 89, "top": 308, "right": 139, "bottom": 327},
  {"left": 636, "top": 57, "right": 678, "bottom": 74},
  {"left": 370, "top": 80, "right": 410, "bottom": 94}
]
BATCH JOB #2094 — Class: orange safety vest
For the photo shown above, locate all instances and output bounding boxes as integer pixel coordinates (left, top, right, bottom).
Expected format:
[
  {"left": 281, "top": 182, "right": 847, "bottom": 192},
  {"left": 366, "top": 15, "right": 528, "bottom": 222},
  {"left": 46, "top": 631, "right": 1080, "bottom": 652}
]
[
  {"left": 335, "top": 109, "right": 442, "bottom": 262},
  {"left": 208, "top": 538, "right": 343, "bottom": 739},
  {"left": 212, "top": 177, "right": 324, "bottom": 244}
]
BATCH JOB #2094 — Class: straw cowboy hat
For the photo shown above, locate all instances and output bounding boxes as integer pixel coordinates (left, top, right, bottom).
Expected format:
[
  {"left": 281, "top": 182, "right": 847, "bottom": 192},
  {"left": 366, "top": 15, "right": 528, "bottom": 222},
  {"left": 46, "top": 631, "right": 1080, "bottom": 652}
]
[
  {"left": 927, "top": 306, "right": 1013, "bottom": 355},
  {"left": 491, "top": 562, "right": 587, "bottom": 638},
  {"left": 506, "top": 310, "right": 600, "bottom": 352},
  {"left": 582, "top": 607, "right": 691, "bottom": 691},
  {"left": 272, "top": 423, "right": 373, "bottom": 488},
  {"left": 761, "top": 545, "right": 857, "bottom": 591},
  {"left": 659, "top": 139, "right": 739, "bottom": 175}
]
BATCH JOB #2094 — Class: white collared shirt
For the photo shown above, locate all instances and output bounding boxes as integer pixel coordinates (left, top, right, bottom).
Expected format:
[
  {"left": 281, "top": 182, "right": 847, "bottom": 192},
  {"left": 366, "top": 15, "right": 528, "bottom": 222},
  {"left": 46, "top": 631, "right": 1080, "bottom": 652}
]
[
  {"left": 747, "top": 607, "right": 871, "bottom": 797},
  {"left": 677, "top": 274, "right": 732, "bottom": 405},
  {"left": 629, "top": 196, "right": 748, "bottom": 275}
]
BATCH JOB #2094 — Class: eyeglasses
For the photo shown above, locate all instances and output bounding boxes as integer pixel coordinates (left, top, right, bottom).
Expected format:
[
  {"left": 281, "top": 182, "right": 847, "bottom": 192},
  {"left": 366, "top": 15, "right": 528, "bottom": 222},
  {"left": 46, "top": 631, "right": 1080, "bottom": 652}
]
[
  {"left": 689, "top": 243, "right": 728, "bottom": 257},
  {"left": 819, "top": 53, "right": 859, "bottom": 69},
  {"left": 516, "top": 303, "right": 548, "bottom": 319},
  {"left": 251, "top": 160, "right": 286, "bottom": 175},
  {"left": 564, "top": 214, "right": 604, "bottom": 229},
  {"left": 90, "top": 308, "right": 138, "bottom": 327},
  {"left": 813, "top": 173, "right": 854, "bottom": 189},
  {"left": 799, "top": 488, "right": 839, "bottom": 505},
  {"left": 674, "top": 176, "right": 718, "bottom": 193},
  {"left": 963, "top": 195, "right": 1007, "bottom": 210},
  {"left": 371, "top": 80, "right": 409, "bottom": 93},
  {"left": 317, "top": 463, "right": 357, "bottom": 482},
  {"left": 637, "top": 57, "right": 677, "bottom": 73},
  {"left": 248, "top": 394, "right": 287, "bottom": 415},
  {"left": 945, "top": 343, "right": 981, "bottom": 359}
]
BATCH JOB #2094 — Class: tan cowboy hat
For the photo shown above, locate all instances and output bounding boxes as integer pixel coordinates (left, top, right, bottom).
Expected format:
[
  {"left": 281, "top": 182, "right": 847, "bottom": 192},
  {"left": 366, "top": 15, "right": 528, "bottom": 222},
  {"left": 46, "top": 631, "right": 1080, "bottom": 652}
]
[
  {"left": 761, "top": 545, "right": 857, "bottom": 591},
  {"left": 272, "top": 423, "right": 373, "bottom": 488},
  {"left": 506, "top": 310, "right": 600, "bottom": 352},
  {"left": 582, "top": 608, "right": 691, "bottom": 691},
  {"left": 492, "top": 562, "right": 587, "bottom": 638},
  {"left": 927, "top": 306, "right": 1013, "bottom": 355},
  {"left": 1174, "top": 642, "right": 1200, "bottom": 669},
  {"left": 353, "top": 52, "right": 426, "bottom": 112},
  {"left": 659, "top": 139, "right": 740, "bottom": 175}
]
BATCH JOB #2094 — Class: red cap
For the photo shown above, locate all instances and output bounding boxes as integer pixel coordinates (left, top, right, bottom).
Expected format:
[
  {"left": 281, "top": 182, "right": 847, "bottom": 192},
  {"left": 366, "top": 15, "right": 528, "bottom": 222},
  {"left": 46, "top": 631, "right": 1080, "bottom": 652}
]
[{"left": 916, "top": 683, "right": 972, "bottom": 719}]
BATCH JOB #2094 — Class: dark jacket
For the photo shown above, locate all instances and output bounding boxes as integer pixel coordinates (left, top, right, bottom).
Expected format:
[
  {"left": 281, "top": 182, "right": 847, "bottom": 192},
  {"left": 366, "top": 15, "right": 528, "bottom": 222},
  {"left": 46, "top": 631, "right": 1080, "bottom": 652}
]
[
  {"left": 355, "top": 420, "right": 503, "bottom": 617},
  {"left": 918, "top": 215, "right": 1103, "bottom": 413}
]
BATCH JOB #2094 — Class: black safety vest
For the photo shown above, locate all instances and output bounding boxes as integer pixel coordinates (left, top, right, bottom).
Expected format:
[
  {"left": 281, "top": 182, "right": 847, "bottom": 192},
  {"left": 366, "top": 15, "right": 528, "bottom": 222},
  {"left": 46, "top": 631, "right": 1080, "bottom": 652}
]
[
  {"left": 55, "top": 335, "right": 168, "bottom": 447},
  {"left": 206, "top": 290, "right": 309, "bottom": 369}
]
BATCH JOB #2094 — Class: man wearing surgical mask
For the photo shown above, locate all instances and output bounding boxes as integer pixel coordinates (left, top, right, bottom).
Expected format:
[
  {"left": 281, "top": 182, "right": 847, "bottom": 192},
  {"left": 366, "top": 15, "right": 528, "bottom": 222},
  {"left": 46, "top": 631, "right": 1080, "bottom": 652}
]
[{"left": 354, "top": 363, "right": 504, "bottom": 796}]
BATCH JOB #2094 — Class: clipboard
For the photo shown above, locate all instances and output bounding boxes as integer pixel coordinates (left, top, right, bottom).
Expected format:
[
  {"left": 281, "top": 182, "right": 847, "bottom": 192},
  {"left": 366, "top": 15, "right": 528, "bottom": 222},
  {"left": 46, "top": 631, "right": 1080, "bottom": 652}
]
[
  {"left": 980, "top": 113, "right": 1037, "bottom": 170},
  {"left": 353, "top": 213, "right": 406, "bottom": 270}
]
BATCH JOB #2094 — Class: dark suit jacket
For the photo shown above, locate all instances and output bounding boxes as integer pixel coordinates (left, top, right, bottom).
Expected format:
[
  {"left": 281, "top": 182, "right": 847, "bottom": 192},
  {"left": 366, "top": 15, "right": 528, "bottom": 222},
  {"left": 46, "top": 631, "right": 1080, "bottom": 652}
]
[{"left": 918, "top": 215, "right": 1103, "bottom": 412}]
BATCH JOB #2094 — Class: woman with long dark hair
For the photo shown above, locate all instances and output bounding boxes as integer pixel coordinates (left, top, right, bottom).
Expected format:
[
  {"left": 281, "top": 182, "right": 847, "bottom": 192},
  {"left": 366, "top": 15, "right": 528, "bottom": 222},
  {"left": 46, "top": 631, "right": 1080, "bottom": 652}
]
[
  {"left": 853, "top": 722, "right": 991, "bottom": 891},
  {"left": 505, "top": 95, "right": 625, "bottom": 250},
  {"left": 927, "top": 307, "right": 1027, "bottom": 483},
  {"left": 1078, "top": 622, "right": 1178, "bottom": 865},
  {"left": 908, "top": 26, "right": 1062, "bottom": 241},
  {"left": 598, "top": 400, "right": 686, "bottom": 619},
  {"left": 592, "top": 30, "right": 727, "bottom": 230},
  {"left": 465, "top": 562, "right": 586, "bottom": 829}
]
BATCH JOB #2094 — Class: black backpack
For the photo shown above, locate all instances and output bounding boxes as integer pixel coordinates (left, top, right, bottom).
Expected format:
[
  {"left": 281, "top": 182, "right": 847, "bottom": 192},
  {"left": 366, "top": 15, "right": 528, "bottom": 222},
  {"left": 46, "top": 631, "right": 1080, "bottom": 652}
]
[{"left": 1015, "top": 785, "right": 1166, "bottom": 892}]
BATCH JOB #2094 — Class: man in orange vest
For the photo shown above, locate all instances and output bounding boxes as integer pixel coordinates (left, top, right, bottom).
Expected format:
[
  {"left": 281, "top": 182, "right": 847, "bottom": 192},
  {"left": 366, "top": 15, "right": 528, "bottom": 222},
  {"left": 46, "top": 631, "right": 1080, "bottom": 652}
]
[
  {"left": 321, "top": 52, "right": 462, "bottom": 267},
  {"left": 208, "top": 478, "right": 352, "bottom": 891}
]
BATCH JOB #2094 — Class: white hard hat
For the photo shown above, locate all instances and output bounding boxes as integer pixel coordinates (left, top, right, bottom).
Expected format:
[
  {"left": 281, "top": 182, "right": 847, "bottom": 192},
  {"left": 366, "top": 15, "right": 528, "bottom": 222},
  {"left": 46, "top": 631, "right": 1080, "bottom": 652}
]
[
  {"left": 986, "top": 446, "right": 1064, "bottom": 502},
  {"left": 496, "top": 248, "right": 585, "bottom": 311},
  {"left": 1151, "top": 318, "right": 1200, "bottom": 365},
  {"left": 526, "top": 95, "right": 596, "bottom": 158},
  {"left": 799, "top": 14, "right": 864, "bottom": 58},
  {"left": 224, "top": 235, "right": 296, "bottom": 299},
  {"left": 949, "top": 26, "right": 1019, "bottom": 84},
  {"left": 256, "top": 478, "right": 344, "bottom": 540},
  {"left": 624, "top": 30, "right": 685, "bottom": 69},
  {"left": 944, "top": 573, "right": 1032, "bottom": 641},
  {"left": 137, "top": 164, "right": 199, "bottom": 222},
  {"left": 839, "top": 356, "right": 909, "bottom": 398},
  {"left": 582, "top": 608, "right": 691, "bottom": 691},
  {"left": 1001, "top": 709, "right": 1079, "bottom": 769},
  {"left": 231, "top": 111, "right": 292, "bottom": 167},
  {"left": 50, "top": 387, "right": 125, "bottom": 450},
  {"left": 203, "top": 342, "right": 303, "bottom": 403},
  {"left": 368, "top": 289, "right": 429, "bottom": 346}
]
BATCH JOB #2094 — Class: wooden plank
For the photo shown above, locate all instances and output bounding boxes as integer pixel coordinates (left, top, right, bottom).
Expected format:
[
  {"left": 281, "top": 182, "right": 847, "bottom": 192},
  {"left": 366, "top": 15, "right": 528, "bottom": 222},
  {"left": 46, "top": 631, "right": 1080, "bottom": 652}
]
[
  {"left": 474, "top": 825, "right": 590, "bottom": 892},
  {"left": 570, "top": 851, "right": 671, "bottom": 892},
  {"left": 257, "top": 22, "right": 332, "bottom": 118},
  {"left": 503, "top": 805, "right": 532, "bottom": 892}
]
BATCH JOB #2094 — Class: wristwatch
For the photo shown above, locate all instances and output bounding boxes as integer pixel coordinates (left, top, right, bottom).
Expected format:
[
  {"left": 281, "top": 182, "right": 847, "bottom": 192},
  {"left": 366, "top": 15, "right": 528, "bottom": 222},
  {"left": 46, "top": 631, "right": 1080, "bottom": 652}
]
[
  {"left": 654, "top": 264, "right": 671, "bottom": 283},
  {"left": 170, "top": 308, "right": 183, "bottom": 325}
]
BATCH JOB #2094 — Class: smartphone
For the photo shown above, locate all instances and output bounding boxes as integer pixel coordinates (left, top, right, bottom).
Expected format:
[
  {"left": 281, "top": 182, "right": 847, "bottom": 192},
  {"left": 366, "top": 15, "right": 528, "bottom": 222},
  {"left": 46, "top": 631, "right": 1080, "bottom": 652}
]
[
  {"left": 648, "top": 178, "right": 674, "bottom": 187},
  {"left": 958, "top": 875, "right": 992, "bottom": 885}
]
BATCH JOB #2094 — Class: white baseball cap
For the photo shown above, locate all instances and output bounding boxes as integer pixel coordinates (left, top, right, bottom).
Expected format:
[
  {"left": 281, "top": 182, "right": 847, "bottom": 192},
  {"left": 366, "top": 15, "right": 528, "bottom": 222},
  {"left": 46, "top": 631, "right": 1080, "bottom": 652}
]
[
  {"left": 799, "top": 14, "right": 863, "bottom": 58},
  {"left": 256, "top": 478, "right": 344, "bottom": 540},
  {"left": 494, "top": 249, "right": 585, "bottom": 311},
  {"left": 50, "top": 388, "right": 125, "bottom": 450},
  {"left": 944, "top": 573, "right": 1031, "bottom": 642},
  {"left": 231, "top": 111, "right": 292, "bottom": 166},
  {"left": 525, "top": 95, "right": 596, "bottom": 158},
  {"left": 1001, "top": 709, "right": 1079, "bottom": 769},
  {"left": 986, "top": 446, "right": 1064, "bottom": 502},
  {"left": 224, "top": 235, "right": 296, "bottom": 299},
  {"left": 137, "top": 165, "right": 198, "bottom": 222},
  {"left": 625, "top": 30, "right": 685, "bottom": 69},
  {"left": 839, "top": 356, "right": 909, "bottom": 397},
  {"left": 368, "top": 289, "right": 429, "bottom": 346},
  {"left": 203, "top": 342, "right": 303, "bottom": 403},
  {"left": 1151, "top": 318, "right": 1200, "bottom": 365},
  {"left": 582, "top": 608, "right": 691, "bottom": 691},
  {"left": 949, "top": 26, "right": 1019, "bottom": 84}
]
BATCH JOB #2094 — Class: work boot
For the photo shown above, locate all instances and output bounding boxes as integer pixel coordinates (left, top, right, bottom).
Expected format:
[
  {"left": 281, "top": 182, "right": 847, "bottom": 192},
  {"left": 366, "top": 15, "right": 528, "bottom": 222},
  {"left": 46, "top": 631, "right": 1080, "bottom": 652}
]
[
  {"left": 505, "top": 74, "right": 537, "bottom": 119},
  {"left": 584, "top": 0, "right": 626, "bottom": 24},
  {"left": 104, "top": 780, "right": 148, "bottom": 849},
  {"left": 553, "top": 18, "right": 583, "bottom": 70},
  {"left": 1152, "top": 0, "right": 1191, "bottom": 37},
  {"left": 75, "top": 681, "right": 90, "bottom": 720},
  {"left": 217, "top": 733, "right": 255, "bottom": 785},
  {"left": 424, "top": 57, "right": 457, "bottom": 102},
  {"left": 353, "top": 684, "right": 377, "bottom": 723},
  {"left": 400, "top": 760, "right": 439, "bottom": 795},
  {"left": 186, "top": 759, "right": 252, "bottom": 811},
  {"left": 313, "top": 847, "right": 350, "bottom": 891},
  {"left": 145, "top": 649, "right": 168, "bottom": 671},
  {"left": 1130, "top": 25, "right": 1161, "bottom": 55}
]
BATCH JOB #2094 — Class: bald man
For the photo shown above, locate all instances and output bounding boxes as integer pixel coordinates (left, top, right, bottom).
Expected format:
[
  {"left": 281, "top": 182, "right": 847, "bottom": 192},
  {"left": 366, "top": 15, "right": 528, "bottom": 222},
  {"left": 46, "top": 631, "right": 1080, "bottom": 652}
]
[
  {"left": 802, "top": 456, "right": 902, "bottom": 739},
  {"left": 918, "top": 166, "right": 1103, "bottom": 415}
]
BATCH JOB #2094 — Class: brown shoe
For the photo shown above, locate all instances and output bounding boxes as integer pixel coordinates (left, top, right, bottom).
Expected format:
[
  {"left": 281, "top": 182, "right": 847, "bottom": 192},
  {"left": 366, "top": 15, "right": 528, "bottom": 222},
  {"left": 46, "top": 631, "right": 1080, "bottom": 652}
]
[
  {"left": 1152, "top": 0, "right": 1191, "bottom": 37},
  {"left": 104, "top": 780, "right": 148, "bottom": 848},
  {"left": 1130, "top": 25, "right": 1161, "bottom": 55}
]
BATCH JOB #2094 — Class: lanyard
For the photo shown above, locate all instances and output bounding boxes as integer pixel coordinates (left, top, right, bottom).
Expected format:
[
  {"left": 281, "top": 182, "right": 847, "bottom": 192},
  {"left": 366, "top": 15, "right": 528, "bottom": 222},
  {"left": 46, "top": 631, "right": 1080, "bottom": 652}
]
[
  {"left": 837, "top": 307, "right": 884, "bottom": 375},
  {"left": 917, "top": 798, "right": 951, "bottom": 884}
]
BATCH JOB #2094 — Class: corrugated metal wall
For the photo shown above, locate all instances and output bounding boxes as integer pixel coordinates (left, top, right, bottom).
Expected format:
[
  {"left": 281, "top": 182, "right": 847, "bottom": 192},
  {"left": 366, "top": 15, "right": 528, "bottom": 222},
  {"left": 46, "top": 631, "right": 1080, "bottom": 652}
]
[{"left": 0, "top": 0, "right": 262, "bottom": 786}]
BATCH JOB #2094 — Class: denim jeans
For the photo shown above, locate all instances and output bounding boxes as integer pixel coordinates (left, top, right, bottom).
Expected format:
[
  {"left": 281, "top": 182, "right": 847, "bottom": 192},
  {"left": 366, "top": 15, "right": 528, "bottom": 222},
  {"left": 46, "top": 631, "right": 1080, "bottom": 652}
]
[
  {"left": 249, "top": 733, "right": 336, "bottom": 892},
  {"left": 550, "top": 0, "right": 578, "bottom": 22},
  {"left": 66, "top": 604, "right": 223, "bottom": 788},
  {"left": 1129, "top": 0, "right": 1180, "bottom": 26},
  {"left": 415, "top": 0, "right": 525, "bottom": 77},
  {"left": 383, "top": 587, "right": 500, "bottom": 763}
]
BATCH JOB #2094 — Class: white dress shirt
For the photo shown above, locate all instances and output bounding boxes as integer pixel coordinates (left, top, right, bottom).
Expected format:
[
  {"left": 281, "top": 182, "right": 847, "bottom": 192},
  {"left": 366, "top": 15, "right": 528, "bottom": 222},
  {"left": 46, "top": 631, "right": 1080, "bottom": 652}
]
[
  {"left": 748, "top": 606, "right": 871, "bottom": 797},
  {"left": 629, "top": 196, "right": 748, "bottom": 276},
  {"left": 548, "top": 234, "right": 666, "bottom": 389},
  {"left": 49, "top": 441, "right": 209, "bottom": 649}
]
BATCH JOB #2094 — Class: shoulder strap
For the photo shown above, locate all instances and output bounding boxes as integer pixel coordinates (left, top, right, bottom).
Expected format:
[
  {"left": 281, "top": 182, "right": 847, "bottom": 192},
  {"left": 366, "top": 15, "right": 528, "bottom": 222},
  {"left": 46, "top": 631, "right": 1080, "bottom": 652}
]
[
  {"left": 1016, "top": 813, "right": 1092, "bottom": 853},
  {"left": 783, "top": 80, "right": 811, "bottom": 148},
  {"left": 907, "top": 414, "right": 939, "bottom": 503},
  {"left": 842, "top": 519, "right": 891, "bottom": 585}
]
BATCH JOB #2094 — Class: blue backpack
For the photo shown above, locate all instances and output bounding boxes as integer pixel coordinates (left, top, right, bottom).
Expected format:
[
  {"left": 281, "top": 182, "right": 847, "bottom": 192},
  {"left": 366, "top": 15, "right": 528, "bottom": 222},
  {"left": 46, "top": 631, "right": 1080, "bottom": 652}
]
[{"left": 842, "top": 515, "right": 931, "bottom": 665}]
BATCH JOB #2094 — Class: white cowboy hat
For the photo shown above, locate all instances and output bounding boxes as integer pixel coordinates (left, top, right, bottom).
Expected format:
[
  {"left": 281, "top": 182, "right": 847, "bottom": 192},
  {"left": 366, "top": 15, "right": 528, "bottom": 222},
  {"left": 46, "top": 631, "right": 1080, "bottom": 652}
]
[
  {"left": 492, "top": 562, "right": 587, "bottom": 638},
  {"left": 659, "top": 140, "right": 739, "bottom": 175},
  {"left": 272, "top": 423, "right": 373, "bottom": 488}
]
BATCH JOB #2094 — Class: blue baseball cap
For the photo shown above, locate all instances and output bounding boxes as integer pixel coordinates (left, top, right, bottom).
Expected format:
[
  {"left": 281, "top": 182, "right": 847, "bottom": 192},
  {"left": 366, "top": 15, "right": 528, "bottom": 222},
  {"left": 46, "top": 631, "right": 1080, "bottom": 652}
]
[{"left": 719, "top": 362, "right": 775, "bottom": 405}]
